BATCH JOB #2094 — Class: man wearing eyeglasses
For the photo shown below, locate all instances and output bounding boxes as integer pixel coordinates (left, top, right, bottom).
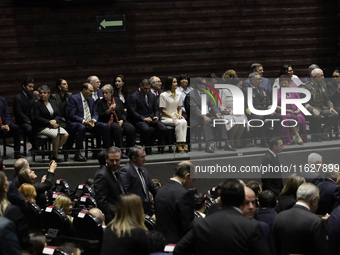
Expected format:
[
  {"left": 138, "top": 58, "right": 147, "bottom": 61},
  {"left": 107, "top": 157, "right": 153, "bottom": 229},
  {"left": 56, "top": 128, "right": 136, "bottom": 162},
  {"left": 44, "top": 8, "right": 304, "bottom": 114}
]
[{"left": 326, "top": 70, "right": 340, "bottom": 134}]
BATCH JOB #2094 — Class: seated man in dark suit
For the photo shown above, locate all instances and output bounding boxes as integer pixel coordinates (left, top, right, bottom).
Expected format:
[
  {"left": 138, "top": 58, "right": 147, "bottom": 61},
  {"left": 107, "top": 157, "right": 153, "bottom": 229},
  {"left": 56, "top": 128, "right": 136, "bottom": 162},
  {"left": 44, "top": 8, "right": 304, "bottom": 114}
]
[
  {"left": 273, "top": 183, "right": 327, "bottom": 255},
  {"left": 93, "top": 146, "right": 125, "bottom": 224},
  {"left": 127, "top": 79, "right": 167, "bottom": 155},
  {"left": 174, "top": 179, "right": 270, "bottom": 255},
  {"left": 189, "top": 77, "right": 235, "bottom": 153},
  {"left": 119, "top": 145, "right": 159, "bottom": 203},
  {"left": 244, "top": 72, "right": 282, "bottom": 147},
  {"left": 13, "top": 78, "right": 38, "bottom": 151},
  {"left": 0, "top": 97, "right": 23, "bottom": 159},
  {"left": 66, "top": 83, "right": 110, "bottom": 161},
  {"left": 243, "top": 63, "right": 272, "bottom": 97},
  {"left": 155, "top": 161, "right": 196, "bottom": 244},
  {"left": 261, "top": 137, "right": 284, "bottom": 196}
]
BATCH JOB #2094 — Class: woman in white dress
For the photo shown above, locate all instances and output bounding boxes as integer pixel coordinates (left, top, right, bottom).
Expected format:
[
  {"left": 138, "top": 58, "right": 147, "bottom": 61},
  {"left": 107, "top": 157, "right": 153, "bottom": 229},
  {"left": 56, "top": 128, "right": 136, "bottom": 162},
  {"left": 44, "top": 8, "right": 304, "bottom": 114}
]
[
  {"left": 219, "top": 78, "right": 246, "bottom": 148},
  {"left": 160, "top": 77, "right": 188, "bottom": 152}
]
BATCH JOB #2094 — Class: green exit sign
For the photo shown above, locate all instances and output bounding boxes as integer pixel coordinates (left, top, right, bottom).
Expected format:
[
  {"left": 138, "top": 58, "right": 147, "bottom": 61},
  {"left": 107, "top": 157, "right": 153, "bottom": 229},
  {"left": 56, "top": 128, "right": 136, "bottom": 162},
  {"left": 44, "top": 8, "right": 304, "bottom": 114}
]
[{"left": 97, "top": 15, "right": 125, "bottom": 32}]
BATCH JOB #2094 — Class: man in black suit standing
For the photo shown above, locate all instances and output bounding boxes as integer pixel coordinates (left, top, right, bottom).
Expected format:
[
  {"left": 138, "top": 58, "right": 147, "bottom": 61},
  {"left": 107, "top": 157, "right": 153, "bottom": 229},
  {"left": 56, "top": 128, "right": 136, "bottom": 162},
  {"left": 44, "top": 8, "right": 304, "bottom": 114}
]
[
  {"left": 189, "top": 77, "right": 235, "bottom": 153},
  {"left": 127, "top": 79, "right": 167, "bottom": 155},
  {"left": 256, "top": 190, "right": 277, "bottom": 230},
  {"left": 67, "top": 83, "right": 110, "bottom": 161},
  {"left": 0, "top": 97, "right": 23, "bottom": 159},
  {"left": 93, "top": 146, "right": 125, "bottom": 224},
  {"left": 174, "top": 179, "right": 270, "bottom": 255},
  {"left": 120, "top": 145, "right": 159, "bottom": 202},
  {"left": 273, "top": 183, "right": 327, "bottom": 255},
  {"left": 261, "top": 137, "right": 284, "bottom": 196},
  {"left": 155, "top": 161, "right": 196, "bottom": 244},
  {"left": 13, "top": 78, "right": 38, "bottom": 151}
]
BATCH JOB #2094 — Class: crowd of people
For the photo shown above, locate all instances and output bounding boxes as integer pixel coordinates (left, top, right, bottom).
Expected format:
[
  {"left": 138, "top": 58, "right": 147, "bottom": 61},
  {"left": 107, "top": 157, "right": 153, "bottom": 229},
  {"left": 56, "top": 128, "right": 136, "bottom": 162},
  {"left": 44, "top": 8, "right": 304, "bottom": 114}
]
[
  {"left": 1, "top": 62, "right": 339, "bottom": 161},
  {"left": 0, "top": 137, "right": 339, "bottom": 254}
]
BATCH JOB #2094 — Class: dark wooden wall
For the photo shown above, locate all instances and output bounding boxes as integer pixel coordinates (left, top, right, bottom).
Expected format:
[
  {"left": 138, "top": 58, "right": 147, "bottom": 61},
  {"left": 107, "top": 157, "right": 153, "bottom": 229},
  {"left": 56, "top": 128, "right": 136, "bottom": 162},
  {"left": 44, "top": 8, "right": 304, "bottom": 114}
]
[{"left": 0, "top": 0, "right": 338, "bottom": 107}]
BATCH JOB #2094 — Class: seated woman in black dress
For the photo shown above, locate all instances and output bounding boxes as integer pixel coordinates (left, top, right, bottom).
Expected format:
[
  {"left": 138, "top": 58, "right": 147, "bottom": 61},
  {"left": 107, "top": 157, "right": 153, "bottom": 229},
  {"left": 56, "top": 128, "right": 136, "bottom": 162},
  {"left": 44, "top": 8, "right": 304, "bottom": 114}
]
[
  {"left": 101, "top": 194, "right": 149, "bottom": 255},
  {"left": 113, "top": 75, "right": 129, "bottom": 110},
  {"left": 32, "top": 85, "right": 69, "bottom": 161},
  {"left": 51, "top": 79, "right": 72, "bottom": 129},
  {"left": 96, "top": 84, "right": 135, "bottom": 155}
]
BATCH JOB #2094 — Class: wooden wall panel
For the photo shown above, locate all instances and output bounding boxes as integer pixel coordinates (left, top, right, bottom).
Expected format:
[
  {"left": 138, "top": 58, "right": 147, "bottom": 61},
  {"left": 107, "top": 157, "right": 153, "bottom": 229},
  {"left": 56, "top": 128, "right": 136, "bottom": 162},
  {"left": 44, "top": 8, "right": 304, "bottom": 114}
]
[{"left": 0, "top": 0, "right": 338, "bottom": 109}]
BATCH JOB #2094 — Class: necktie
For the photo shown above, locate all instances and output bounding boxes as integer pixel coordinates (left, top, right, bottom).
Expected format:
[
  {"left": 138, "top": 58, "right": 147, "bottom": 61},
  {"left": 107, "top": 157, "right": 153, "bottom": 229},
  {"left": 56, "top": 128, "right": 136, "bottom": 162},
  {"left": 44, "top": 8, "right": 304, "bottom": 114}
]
[
  {"left": 0, "top": 114, "right": 3, "bottom": 125},
  {"left": 84, "top": 100, "right": 91, "bottom": 121},
  {"left": 115, "top": 172, "right": 125, "bottom": 194},
  {"left": 155, "top": 91, "right": 158, "bottom": 97},
  {"left": 138, "top": 168, "right": 149, "bottom": 202},
  {"left": 145, "top": 95, "right": 149, "bottom": 106},
  {"left": 94, "top": 92, "right": 98, "bottom": 100}
]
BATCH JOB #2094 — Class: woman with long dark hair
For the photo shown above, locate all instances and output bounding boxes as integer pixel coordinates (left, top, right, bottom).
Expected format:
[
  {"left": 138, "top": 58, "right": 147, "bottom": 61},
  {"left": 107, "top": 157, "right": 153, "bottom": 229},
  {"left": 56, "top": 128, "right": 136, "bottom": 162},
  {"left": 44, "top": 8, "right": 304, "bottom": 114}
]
[
  {"left": 51, "top": 79, "right": 72, "bottom": 129},
  {"left": 160, "top": 77, "right": 188, "bottom": 152},
  {"left": 113, "top": 75, "right": 129, "bottom": 109},
  {"left": 101, "top": 194, "right": 149, "bottom": 255}
]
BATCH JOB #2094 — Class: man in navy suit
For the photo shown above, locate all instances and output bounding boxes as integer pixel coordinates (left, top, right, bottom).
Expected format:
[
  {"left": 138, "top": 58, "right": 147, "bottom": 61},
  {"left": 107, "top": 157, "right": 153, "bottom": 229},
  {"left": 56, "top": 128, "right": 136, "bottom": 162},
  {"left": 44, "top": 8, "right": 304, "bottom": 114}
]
[
  {"left": 127, "top": 79, "right": 167, "bottom": 155},
  {"left": 256, "top": 190, "right": 277, "bottom": 230},
  {"left": 87, "top": 75, "right": 103, "bottom": 101},
  {"left": 316, "top": 169, "right": 339, "bottom": 215},
  {"left": 120, "top": 145, "right": 159, "bottom": 202},
  {"left": 67, "top": 83, "right": 110, "bottom": 161},
  {"left": 0, "top": 97, "right": 22, "bottom": 159}
]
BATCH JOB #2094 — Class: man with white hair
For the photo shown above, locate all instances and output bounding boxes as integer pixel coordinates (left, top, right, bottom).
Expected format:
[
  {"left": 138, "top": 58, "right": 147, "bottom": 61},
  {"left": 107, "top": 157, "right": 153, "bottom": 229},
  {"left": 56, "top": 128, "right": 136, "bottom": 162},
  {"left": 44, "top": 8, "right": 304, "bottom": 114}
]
[
  {"left": 87, "top": 75, "right": 103, "bottom": 101},
  {"left": 301, "top": 152, "right": 324, "bottom": 186},
  {"left": 273, "top": 183, "right": 327, "bottom": 255},
  {"left": 302, "top": 68, "right": 338, "bottom": 141},
  {"left": 149, "top": 76, "right": 164, "bottom": 99}
]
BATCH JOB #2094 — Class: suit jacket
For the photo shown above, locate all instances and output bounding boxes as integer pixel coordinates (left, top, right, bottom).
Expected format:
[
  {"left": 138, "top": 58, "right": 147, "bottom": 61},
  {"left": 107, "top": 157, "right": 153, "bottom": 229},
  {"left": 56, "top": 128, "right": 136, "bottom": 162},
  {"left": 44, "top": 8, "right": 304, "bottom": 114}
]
[
  {"left": 0, "top": 97, "right": 13, "bottom": 126},
  {"left": 13, "top": 91, "right": 36, "bottom": 125},
  {"left": 261, "top": 151, "right": 283, "bottom": 196},
  {"left": 189, "top": 89, "right": 221, "bottom": 127},
  {"left": 301, "top": 166, "right": 323, "bottom": 186},
  {"left": 326, "top": 81, "right": 340, "bottom": 108},
  {"left": 328, "top": 205, "right": 340, "bottom": 255},
  {"left": 4, "top": 204, "right": 30, "bottom": 250},
  {"left": 256, "top": 208, "right": 277, "bottom": 230},
  {"left": 51, "top": 92, "right": 72, "bottom": 119},
  {"left": 94, "top": 165, "right": 125, "bottom": 224},
  {"left": 316, "top": 179, "right": 339, "bottom": 215},
  {"left": 119, "top": 162, "right": 159, "bottom": 202},
  {"left": 67, "top": 93, "right": 99, "bottom": 124},
  {"left": 93, "top": 89, "right": 103, "bottom": 101},
  {"left": 243, "top": 85, "right": 271, "bottom": 113},
  {"left": 96, "top": 97, "right": 127, "bottom": 123},
  {"left": 155, "top": 180, "right": 194, "bottom": 244},
  {"left": 7, "top": 181, "right": 28, "bottom": 213},
  {"left": 0, "top": 216, "right": 21, "bottom": 255},
  {"left": 273, "top": 204, "right": 327, "bottom": 255},
  {"left": 127, "top": 90, "right": 160, "bottom": 124},
  {"left": 32, "top": 99, "right": 62, "bottom": 132},
  {"left": 174, "top": 207, "right": 270, "bottom": 255},
  {"left": 276, "top": 194, "right": 296, "bottom": 213}
]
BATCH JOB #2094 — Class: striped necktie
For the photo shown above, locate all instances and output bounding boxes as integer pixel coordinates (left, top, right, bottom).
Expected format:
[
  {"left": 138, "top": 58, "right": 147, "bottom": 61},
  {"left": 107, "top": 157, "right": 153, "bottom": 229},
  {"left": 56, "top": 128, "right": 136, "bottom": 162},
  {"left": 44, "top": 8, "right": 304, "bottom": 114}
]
[{"left": 84, "top": 100, "right": 91, "bottom": 121}]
